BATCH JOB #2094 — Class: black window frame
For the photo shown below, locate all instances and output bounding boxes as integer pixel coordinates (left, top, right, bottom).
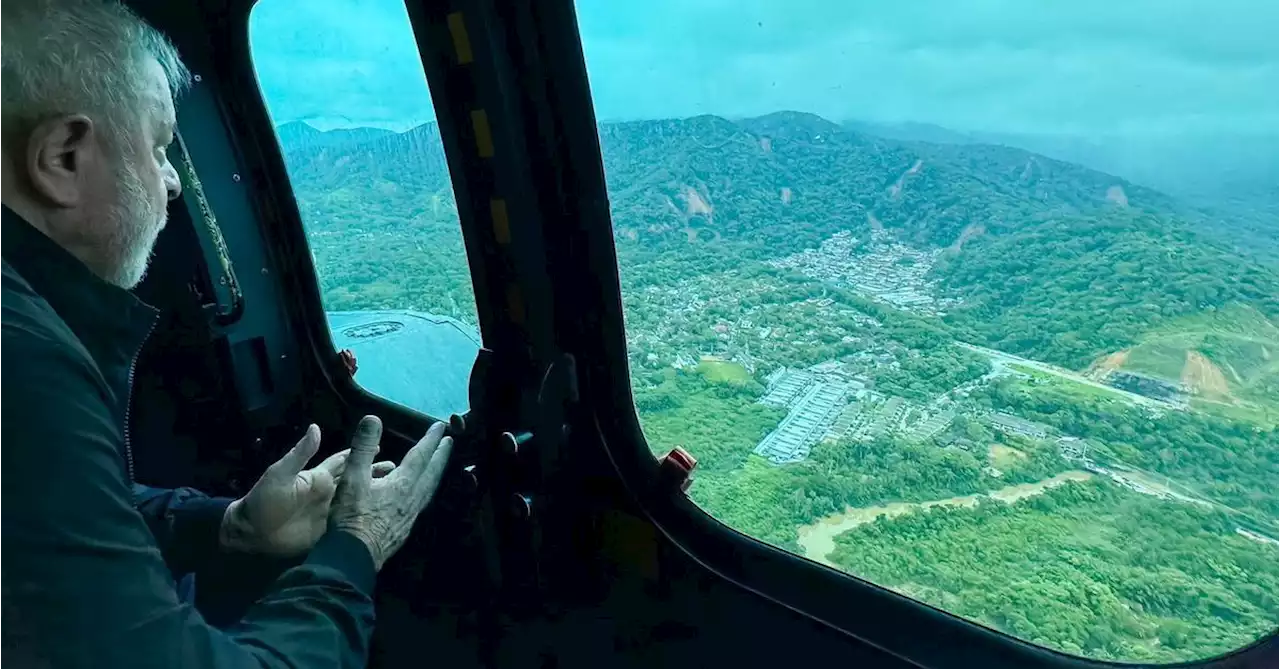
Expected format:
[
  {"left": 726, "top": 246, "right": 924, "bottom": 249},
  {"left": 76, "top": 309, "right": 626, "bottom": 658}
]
[
  {"left": 509, "top": 2, "right": 1280, "bottom": 668},
  {"left": 195, "top": 0, "right": 1280, "bottom": 666}
]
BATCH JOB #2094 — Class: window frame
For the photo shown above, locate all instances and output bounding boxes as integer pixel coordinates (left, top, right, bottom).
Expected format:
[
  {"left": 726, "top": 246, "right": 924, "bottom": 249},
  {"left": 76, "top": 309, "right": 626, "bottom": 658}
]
[
  {"left": 199, "top": 0, "right": 523, "bottom": 447},
  {"left": 202, "top": 0, "right": 1279, "bottom": 665},
  {"left": 509, "top": 2, "right": 1280, "bottom": 668}
]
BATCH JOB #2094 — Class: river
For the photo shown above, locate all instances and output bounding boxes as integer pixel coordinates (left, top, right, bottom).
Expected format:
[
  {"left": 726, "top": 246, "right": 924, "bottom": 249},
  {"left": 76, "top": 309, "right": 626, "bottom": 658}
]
[{"left": 796, "top": 470, "right": 1094, "bottom": 566}]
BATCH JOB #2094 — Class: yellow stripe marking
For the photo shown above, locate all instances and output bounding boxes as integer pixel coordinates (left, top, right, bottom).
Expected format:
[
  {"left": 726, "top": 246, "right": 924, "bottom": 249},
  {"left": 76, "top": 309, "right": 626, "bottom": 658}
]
[
  {"left": 471, "top": 109, "right": 494, "bottom": 158},
  {"left": 446, "top": 12, "right": 474, "bottom": 65},
  {"left": 490, "top": 199, "right": 511, "bottom": 244}
]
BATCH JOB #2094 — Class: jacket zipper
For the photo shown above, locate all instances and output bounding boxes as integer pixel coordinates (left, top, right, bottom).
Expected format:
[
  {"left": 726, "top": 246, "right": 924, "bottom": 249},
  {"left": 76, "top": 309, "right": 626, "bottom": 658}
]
[{"left": 122, "top": 320, "right": 157, "bottom": 485}]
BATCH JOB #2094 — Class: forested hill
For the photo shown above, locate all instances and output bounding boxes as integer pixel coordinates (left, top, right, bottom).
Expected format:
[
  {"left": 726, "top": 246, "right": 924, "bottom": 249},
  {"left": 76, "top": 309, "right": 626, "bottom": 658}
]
[
  {"left": 276, "top": 113, "right": 1278, "bottom": 370},
  {"left": 278, "top": 112, "right": 1257, "bottom": 255},
  {"left": 595, "top": 111, "right": 1261, "bottom": 254}
]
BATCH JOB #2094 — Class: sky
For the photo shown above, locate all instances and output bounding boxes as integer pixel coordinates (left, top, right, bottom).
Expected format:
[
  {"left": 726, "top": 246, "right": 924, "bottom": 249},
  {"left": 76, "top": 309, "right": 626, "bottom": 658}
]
[{"left": 248, "top": 0, "right": 1279, "bottom": 138}]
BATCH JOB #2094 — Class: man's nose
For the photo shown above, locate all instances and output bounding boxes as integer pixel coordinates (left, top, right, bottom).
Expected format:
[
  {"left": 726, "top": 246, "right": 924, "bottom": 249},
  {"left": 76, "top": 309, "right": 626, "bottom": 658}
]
[{"left": 164, "top": 163, "right": 182, "bottom": 201}]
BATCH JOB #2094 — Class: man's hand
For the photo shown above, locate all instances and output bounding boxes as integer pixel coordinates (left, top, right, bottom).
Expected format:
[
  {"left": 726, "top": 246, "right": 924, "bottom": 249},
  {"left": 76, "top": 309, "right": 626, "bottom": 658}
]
[
  {"left": 221, "top": 424, "right": 394, "bottom": 557},
  {"left": 330, "top": 416, "right": 453, "bottom": 570}
]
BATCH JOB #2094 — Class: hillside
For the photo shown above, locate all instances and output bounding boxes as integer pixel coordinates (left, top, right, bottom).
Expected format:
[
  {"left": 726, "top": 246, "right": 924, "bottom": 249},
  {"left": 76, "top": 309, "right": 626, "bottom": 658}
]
[
  {"left": 844, "top": 119, "right": 1280, "bottom": 257},
  {"left": 596, "top": 111, "right": 1180, "bottom": 251},
  {"left": 275, "top": 115, "right": 1279, "bottom": 663},
  {"left": 1090, "top": 305, "right": 1280, "bottom": 419},
  {"left": 276, "top": 113, "right": 1278, "bottom": 372}
]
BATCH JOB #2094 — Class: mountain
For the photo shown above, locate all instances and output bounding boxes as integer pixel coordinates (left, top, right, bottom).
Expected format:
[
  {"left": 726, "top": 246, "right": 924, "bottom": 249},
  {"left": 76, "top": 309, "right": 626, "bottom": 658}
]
[
  {"left": 597, "top": 111, "right": 1238, "bottom": 254},
  {"left": 844, "top": 120, "right": 1280, "bottom": 255},
  {"left": 844, "top": 119, "right": 976, "bottom": 145},
  {"left": 277, "top": 112, "right": 1278, "bottom": 371},
  {"left": 276, "top": 116, "right": 1279, "bottom": 662},
  {"left": 274, "top": 121, "right": 396, "bottom": 152}
]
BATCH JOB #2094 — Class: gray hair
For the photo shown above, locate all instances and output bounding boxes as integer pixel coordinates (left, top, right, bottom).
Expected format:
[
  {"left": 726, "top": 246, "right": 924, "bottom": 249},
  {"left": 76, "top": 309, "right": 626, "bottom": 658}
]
[{"left": 1, "top": 0, "right": 191, "bottom": 155}]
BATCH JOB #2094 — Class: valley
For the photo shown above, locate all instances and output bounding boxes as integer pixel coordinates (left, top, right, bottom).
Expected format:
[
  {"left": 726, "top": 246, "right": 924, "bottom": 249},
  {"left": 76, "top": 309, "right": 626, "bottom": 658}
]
[{"left": 276, "top": 111, "right": 1279, "bottom": 664}]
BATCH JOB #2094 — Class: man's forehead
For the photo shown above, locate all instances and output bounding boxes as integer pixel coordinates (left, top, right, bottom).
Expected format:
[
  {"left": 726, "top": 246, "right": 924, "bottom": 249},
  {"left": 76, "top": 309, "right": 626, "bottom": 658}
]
[{"left": 140, "top": 57, "right": 177, "bottom": 127}]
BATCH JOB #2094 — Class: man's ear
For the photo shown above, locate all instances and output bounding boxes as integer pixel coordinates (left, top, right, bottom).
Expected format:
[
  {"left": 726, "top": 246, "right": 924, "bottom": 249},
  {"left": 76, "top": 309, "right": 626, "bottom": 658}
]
[{"left": 25, "top": 114, "right": 97, "bottom": 208}]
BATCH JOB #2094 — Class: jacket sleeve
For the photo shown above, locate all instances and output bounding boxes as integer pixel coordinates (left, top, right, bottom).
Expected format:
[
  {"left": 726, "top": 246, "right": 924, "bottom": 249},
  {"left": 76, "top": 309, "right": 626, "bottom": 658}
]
[
  {"left": 132, "top": 483, "right": 234, "bottom": 578},
  {"left": 1, "top": 325, "right": 377, "bottom": 669}
]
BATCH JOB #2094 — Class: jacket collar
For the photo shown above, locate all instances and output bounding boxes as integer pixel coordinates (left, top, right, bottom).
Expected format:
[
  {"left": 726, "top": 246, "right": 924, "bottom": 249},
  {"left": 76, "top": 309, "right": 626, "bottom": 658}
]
[{"left": 2, "top": 205, "right": 158, "bottom": 372}]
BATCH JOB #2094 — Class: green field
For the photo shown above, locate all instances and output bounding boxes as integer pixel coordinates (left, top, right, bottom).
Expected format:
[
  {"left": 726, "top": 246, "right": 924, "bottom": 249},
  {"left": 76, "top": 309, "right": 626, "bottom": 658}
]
[
  {"left": 1008, "top": 364, "right": 1136, "bottom": 403},
  {"left": 696, "top": 358, "right": 754, "bottom": 384}
]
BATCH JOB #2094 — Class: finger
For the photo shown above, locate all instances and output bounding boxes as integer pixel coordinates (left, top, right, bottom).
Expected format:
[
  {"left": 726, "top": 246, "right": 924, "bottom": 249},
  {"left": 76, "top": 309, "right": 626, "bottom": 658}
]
[
  {"left": 305, "top": 468, "right": 338, "bottom": 503},
  {"left": 412, "top": 435, "right": 454, "bottom": 507},
  {"left": 268, "top": 424, "right": 321, "bottom": 480},
  {"left": 340, "top": 415, "right": 382, "bottom": 497},
  {"left": 314, "top": 449, "right": 350, "bottom": 478},
  {"left": 393, "top": 421, "right": 447, "bottom": 480},
  {"left": 329, "top": 456, "right": 390, "bottom": 485}
]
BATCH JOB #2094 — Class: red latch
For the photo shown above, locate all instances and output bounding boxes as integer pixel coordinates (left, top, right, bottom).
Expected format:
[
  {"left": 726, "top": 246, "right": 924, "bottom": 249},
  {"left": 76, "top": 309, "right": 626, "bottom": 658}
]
[{"left": 657, "top": 446, "right": 698, "bottom": 493}]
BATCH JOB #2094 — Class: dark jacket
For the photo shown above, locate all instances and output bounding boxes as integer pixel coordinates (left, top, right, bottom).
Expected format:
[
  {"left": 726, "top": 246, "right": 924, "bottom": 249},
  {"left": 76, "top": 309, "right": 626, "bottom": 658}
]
[{"left": 1, "top": 207, "right": 376, "bottom": 668}]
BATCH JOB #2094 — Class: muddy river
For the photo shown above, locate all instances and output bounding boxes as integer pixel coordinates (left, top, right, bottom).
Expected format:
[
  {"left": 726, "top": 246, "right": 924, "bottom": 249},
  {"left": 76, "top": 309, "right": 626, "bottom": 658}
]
[{"left": 796, "top": 470, "right": 1093, "bottom": 566}]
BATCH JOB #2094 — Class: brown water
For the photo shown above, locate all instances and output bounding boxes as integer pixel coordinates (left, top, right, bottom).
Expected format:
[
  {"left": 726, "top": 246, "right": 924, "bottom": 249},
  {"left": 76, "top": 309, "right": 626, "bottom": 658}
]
[{"left": 795, "top": 470, "right": 1093, "bottom": 566}]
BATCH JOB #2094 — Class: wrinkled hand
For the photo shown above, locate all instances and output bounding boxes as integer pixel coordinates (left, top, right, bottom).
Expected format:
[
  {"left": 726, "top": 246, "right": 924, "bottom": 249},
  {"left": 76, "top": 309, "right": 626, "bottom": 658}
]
[
  {"left": 221, "top": 424, "right": 394, "bottom": 557},
  {"left": 330, "top": 416, "right": 453, "bottom": 570}
]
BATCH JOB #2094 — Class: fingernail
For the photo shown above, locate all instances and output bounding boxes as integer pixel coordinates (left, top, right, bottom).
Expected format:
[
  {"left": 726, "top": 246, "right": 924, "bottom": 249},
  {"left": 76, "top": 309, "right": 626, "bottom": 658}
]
[{"left": 356, "top": 416, "right": 382, "bottom": 442}]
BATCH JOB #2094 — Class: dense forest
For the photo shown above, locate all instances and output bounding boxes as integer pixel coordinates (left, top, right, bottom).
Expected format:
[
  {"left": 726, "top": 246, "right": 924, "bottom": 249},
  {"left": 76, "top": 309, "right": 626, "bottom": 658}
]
[
  {"left": 276, "top": 113, "right": 1279, "bottom": 663},
  {"left": 831, "top": 481, "right": 1277, "bottom": 663}
]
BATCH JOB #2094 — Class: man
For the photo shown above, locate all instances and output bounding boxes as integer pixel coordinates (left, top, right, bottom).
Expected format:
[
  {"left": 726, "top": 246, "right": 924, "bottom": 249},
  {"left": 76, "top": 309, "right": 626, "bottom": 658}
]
[{"left": 1, "top": 1, "right": 453, "bottom": 666}]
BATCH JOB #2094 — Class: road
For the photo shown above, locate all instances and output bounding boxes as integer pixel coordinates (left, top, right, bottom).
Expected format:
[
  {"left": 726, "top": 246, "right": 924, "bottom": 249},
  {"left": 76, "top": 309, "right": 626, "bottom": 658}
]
[{"left": 955, "top": 342, "right": 1177, "bottom": 409}]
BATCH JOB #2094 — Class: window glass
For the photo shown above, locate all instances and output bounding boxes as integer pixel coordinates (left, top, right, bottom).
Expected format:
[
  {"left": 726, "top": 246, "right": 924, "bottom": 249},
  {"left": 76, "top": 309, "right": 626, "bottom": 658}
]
[
  {"left": 249, "top": 0, "right": 480, "bottom": 418},
  {"left": 575, "top": 0, "right": 1279, "bottom": 662}
]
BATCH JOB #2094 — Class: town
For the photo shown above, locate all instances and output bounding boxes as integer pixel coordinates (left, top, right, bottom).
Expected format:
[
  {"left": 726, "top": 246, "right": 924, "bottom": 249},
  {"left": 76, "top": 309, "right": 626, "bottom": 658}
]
[
  {"left": 767, "top": 229, "right": 963, "bottom": 317},
  {"left": 752, "top": 359, "right": 1048, "bottom": 465}
]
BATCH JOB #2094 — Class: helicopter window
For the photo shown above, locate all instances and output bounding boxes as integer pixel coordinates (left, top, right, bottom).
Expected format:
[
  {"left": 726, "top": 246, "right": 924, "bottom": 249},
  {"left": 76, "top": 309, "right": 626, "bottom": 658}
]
[
  {"left": 248, "top": 0, "right": 480, "bottom": 419},
  {"left": 573, "top": 0, "right": 1280, "bottom": 663}
]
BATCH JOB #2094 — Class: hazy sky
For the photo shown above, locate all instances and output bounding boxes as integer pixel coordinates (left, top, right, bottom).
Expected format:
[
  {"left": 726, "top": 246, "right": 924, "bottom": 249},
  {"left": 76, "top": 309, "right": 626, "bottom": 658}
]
[{"left": 249, "top": 0, "right": 1279, "bottom": 136}]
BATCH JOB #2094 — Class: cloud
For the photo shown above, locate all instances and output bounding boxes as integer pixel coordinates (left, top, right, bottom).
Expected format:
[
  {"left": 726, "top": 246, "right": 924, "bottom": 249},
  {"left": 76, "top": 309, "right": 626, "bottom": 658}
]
[
  {"left": 249, "top": 0, "right": 432, "bottom": 129},
  {"left": 247, "top": 0, "right": 1278, "bottom": 136}
]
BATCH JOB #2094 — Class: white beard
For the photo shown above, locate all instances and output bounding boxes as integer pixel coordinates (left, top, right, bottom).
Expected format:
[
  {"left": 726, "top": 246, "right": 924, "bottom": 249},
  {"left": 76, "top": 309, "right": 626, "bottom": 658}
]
[{"left": 104, "top": 160, "right": 166, "bottom": 290}]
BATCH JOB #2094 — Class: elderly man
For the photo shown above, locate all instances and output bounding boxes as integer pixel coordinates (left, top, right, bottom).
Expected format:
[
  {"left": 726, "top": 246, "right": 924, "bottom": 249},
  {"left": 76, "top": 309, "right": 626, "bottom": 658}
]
[{"left": 1, "top": 1, "right": 453, "bottom": 667}]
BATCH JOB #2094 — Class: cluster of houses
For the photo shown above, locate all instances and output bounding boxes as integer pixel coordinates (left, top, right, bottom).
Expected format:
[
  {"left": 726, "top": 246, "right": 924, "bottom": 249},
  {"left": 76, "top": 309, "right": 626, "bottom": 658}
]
[
  {"left": 767, "top": 230, "right": 962, "bottom": 317},
  {"left": 753, "top": 365, "right": 1043, "bottom": 464}
]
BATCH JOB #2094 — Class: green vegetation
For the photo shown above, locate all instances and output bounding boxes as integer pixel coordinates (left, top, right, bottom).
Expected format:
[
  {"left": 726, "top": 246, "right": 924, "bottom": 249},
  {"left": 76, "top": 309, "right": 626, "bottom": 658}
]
[
  {"left": 873, "top": 345, "right": 989, "bottom": 401},
  {"left": 281, "top": 126, "right": 479, "bottom": 327},
  {"left": 277, "top": 113, "right": 1278, "bottom": 664},
  {"left": 695, "top": 359, "right": 753, "bottom": 385},
  {"left": 1122, "top": 305, "right": 1280, "bottom": 407},
  {"left": 645, "top": 385, "right": 1070, "bottom": 551},
  {"left": 1008, "top": 365, "right": 1141, "bottom": 403},
  {"left": 936, "top": 213, "right": 1278, "bottom": 370},
  {"left": 830, "top": 481, "right": 1278, "bottom": 663},
  {"left": 634, "top": 371, "right": 782, "bottom": 475},
  {"left": 977, "top": 377, "right": 1279, "bottom": 531}
]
